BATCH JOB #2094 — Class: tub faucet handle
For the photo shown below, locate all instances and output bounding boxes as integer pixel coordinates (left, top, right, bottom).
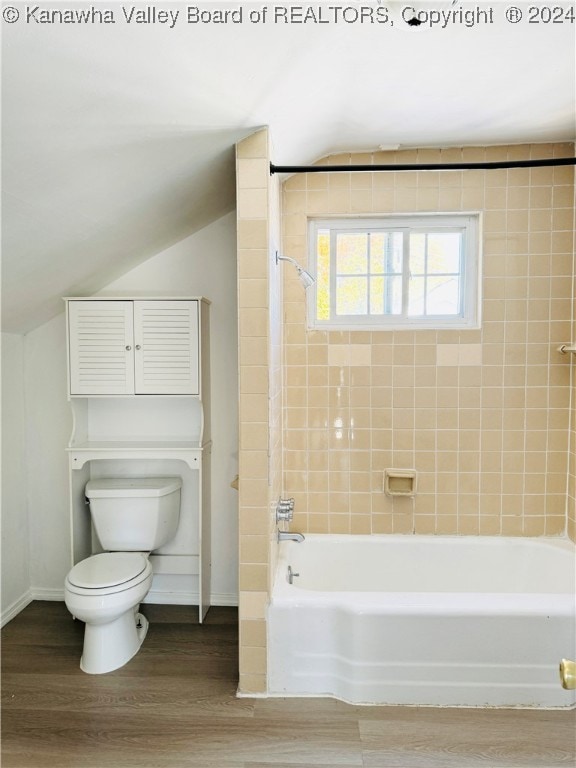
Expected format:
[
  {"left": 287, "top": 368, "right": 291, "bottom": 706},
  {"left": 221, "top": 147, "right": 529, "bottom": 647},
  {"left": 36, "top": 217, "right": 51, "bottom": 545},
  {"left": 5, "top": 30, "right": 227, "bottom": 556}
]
[
  {"left": 276, "top": 497, "right": 295, "bottom": 523},
  {"left": 287, "top": 565, "right": 300, "bottom": 584}
]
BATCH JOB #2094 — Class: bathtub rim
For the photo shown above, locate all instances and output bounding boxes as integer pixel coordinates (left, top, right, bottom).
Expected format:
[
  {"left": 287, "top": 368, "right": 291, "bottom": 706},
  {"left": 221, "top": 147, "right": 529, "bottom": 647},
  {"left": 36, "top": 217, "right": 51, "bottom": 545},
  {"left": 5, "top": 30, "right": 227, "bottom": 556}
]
[{"left": 272, "top": 533, "right": 576, "bottom": 616}]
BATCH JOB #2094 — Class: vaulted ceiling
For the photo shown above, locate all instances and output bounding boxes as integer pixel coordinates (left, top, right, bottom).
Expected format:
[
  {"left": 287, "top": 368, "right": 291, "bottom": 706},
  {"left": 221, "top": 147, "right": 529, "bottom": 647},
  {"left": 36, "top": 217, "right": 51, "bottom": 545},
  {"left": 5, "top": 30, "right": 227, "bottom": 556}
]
[{"left": 2, "top": 1, "right": 575, "bottom": 332}]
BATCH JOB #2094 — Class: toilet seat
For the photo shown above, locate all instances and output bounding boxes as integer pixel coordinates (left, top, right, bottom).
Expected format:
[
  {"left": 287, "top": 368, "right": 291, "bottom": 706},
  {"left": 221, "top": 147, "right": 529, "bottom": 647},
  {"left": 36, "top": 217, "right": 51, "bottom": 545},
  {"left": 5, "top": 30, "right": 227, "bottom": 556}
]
[{"left": 66, "top": 553, "right": 152, "bottom": 597}]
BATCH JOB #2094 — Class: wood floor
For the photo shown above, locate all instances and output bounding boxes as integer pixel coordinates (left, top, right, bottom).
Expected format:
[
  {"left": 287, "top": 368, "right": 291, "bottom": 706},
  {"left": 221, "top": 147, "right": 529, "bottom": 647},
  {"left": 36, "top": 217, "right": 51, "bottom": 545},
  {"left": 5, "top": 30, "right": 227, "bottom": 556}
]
[{"left": 2, "top": 602, "right": 575, "bottom": 768}]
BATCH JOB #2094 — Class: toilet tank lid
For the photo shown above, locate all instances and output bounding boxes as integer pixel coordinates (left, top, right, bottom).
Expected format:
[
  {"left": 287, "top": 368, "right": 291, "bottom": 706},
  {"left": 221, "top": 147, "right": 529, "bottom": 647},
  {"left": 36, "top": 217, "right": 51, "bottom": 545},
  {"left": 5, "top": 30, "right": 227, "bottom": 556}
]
[{"left": 86, "top": 477, "right": 182, "bottom": 498}]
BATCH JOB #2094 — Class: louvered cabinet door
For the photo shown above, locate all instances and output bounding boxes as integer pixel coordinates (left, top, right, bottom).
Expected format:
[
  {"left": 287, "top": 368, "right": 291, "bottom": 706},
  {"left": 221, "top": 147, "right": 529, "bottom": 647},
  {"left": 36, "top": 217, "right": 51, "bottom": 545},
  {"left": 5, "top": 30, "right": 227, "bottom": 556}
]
[
  {"left": 68, "top": 301, "right": 135, "bottom": 395},
  {"left": 133, "top": 300, "right": 199, "bottom": 395}
]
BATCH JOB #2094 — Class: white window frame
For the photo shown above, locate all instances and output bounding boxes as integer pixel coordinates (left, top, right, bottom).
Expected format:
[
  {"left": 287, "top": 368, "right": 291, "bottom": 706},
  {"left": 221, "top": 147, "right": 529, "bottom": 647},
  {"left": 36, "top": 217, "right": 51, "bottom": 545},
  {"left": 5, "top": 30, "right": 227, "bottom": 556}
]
[{"left": 307, "top": 213, "right": 481, "bottom": 331}]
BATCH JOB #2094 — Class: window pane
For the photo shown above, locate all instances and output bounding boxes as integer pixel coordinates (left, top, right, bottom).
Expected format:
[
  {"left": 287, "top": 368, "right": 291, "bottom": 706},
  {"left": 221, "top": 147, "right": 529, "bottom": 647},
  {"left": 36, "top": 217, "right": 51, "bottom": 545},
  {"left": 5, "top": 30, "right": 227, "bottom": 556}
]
[
  {"left": 410, "top": 234, "right": 426, "bottom": 274},
  {"left": 427, "top": 233, "right": 461, "bottom": 274},
  {"left": 370, "top": 232, "right": 403, "bottom": 274},
  {"left": 371, "top": 276, "right": 384, "bottom": 314},
  {"left": 408, "top": 276, "right": 426, "bottom": 316},
  {"left": 427, "top": 275, "right": 460, "bottom": 315},
  {"left": 336, "top": 234, "right": 367, "bottom": 274},
  {"left": 316, "top": 230, "right": 330, "bottom": 320},
  {"left": 336, "top": 276, "right": 367, "bottom": 315},
  {"left": 371, "top": 275, "right": 402, "bottom": 315}
]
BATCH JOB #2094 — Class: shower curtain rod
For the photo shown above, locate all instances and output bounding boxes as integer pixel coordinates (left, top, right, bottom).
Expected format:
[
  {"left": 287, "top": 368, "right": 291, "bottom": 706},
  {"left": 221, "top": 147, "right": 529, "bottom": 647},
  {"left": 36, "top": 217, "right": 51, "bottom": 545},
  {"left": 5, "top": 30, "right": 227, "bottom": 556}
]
[{"left": 270, "top": 157, "right": 576, "bottom": 174}]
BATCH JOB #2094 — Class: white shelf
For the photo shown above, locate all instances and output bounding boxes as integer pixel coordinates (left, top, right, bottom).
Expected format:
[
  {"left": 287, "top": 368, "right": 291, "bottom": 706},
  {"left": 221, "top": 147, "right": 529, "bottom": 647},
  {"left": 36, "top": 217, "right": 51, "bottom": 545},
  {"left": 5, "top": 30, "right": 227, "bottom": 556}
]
[
  {"left": 68, "top": 440, "right": 206, "bottom": 452},
  {"left": 68, "top": 440, "right": 210, "bottom": 470}
]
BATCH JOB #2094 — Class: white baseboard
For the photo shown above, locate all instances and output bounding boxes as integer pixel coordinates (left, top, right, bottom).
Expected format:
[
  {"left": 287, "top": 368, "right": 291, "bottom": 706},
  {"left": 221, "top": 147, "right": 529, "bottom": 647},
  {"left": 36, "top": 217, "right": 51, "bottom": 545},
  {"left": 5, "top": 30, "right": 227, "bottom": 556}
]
[
  {"left": 211, "top": 593, "right": 239, "bottom": 607},
  {"left": 1, "top": 587, "right": 237, "bottom": 624},
  {"left": 144, "top": 590, "right": 238, "bottom": 607},
  {"left": 31, "top": 587, "right": 65, "bottom": 601},
  {"left": 143, "top": 590, "right": 197, "bottom": 605},
  {"left": 1, "top": 590, "right": 33, "bottom": 627}
]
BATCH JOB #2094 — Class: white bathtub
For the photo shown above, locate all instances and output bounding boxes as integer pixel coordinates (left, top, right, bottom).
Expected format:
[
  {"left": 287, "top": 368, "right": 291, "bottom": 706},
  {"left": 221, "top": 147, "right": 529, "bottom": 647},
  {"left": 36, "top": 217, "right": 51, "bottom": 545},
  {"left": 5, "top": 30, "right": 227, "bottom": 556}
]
[{"left": 268, "top": 535, "right": 576, "bottom": 708}]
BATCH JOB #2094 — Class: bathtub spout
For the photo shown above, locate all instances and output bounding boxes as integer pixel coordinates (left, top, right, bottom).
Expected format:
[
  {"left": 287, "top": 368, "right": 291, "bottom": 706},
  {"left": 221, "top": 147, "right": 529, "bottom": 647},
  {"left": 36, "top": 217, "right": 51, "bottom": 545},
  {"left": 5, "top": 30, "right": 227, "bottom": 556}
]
[{"left": 278, "top": 531, "right": 305, "bottom": 543}]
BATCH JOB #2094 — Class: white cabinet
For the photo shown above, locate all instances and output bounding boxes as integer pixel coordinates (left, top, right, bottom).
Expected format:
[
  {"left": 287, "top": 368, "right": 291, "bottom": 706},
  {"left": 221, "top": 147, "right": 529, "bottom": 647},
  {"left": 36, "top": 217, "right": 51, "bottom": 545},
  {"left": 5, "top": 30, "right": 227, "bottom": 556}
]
[
  {"left": 65, "top": 296, "right": 211, "bottom": 622},
  {"left": 68, "top": 299, "right": 200, "bottom": 396}
]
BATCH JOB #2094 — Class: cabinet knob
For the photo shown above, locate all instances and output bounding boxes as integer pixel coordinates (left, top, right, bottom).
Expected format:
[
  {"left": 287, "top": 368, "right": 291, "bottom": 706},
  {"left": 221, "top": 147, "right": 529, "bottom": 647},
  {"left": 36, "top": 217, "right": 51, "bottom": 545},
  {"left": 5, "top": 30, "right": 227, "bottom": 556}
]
[
  {"left": 135, "top": 345, "right": 141, "bottom": 350},
  {"left": 125, "top": 345, "right": 132, "bottom": 351}
]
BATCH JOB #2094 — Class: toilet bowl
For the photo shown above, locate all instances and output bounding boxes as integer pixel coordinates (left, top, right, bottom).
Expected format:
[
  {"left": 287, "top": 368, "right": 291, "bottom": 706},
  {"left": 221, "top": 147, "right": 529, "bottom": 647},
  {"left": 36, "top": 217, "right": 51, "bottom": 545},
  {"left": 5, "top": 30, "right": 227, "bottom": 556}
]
[
  {"left": 64, "top": 476, "right": 182, "bottom": 674},
  {"left": 65, "top": 552, "right": 153, "bottom": 674}
]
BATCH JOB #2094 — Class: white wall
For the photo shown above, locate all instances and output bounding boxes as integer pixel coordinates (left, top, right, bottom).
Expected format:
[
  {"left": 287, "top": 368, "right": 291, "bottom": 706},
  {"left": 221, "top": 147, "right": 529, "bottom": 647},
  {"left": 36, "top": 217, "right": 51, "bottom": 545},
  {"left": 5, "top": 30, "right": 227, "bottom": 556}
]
[
  {"left": 1, "top": 333, "right": 31, "bottom": 622},
  {"left": 9, "top": 211, "right": 238, "bottom": 609},
  {"left": 24, "top": 314, "right": 72, "bottom": 597}
]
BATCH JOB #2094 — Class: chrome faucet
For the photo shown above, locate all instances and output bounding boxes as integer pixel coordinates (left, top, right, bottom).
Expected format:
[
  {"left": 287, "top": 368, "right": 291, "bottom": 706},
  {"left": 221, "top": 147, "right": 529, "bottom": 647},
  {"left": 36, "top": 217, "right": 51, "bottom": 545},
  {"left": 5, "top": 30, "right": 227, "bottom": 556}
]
[
  {"left": 278, "top": 530, "right": 305, "bottom": 543},
  {"left": 276, "top": 497, "right": 304, "bottom": 542}
]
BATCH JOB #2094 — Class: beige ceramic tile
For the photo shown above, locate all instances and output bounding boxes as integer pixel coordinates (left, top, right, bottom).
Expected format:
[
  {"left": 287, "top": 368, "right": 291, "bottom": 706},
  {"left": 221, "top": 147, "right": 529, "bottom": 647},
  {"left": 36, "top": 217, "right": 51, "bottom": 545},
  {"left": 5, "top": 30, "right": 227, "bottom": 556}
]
[
  {"left": 237, "top": 129, "right": 268, "bottom": 159},
  {"left": 239, "top": 591, "right": 268, "bottom": 620},
  {"left": 238, "top": 158, "right": 269, "bottom": 189},
  {"left": 240, "top": 646, "right": 267, "bottom": 676},
  {"left": 240, "top": 619, "right": 267, "bottom": 648},
  {"left": 238, "top": 674, "right": 267, "bottom": 694},
  {"left": 239, "top": 564, "right": 268, "bottom": 591}
]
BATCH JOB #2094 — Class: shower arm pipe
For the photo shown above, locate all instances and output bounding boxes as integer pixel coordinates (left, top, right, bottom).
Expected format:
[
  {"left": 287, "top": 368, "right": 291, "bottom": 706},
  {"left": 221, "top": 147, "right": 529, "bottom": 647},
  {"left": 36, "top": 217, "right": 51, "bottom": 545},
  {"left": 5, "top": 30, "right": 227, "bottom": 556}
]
[
  {"left": 276, "top": 252, "right": 301, "bottom": 269},
  {"left": 270, "top": 157, "right": 576, "bottom": 175}
]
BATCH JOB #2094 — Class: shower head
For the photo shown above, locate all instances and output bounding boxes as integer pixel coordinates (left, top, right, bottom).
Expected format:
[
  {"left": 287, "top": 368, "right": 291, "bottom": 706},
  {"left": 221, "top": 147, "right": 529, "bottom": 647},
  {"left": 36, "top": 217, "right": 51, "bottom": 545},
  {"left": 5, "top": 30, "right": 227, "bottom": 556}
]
[
  {"left": 275, "top": 252, "right": 315, "bottom": 289},
  {"left": 296, "top": 266, "right": 315, "bottom": 288}
]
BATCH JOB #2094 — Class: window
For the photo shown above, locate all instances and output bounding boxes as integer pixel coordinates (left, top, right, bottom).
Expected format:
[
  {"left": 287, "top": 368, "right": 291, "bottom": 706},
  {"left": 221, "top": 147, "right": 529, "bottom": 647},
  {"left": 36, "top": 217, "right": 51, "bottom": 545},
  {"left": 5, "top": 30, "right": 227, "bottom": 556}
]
[{"left": 308, "top": 214, "right": 480, "bottom": 330}]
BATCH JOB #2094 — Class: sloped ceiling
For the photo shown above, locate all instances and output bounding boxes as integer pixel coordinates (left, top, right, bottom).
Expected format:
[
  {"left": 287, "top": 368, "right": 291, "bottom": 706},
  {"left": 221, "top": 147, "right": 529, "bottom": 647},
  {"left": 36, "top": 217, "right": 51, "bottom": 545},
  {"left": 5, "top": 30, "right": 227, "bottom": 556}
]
[{"left": 2, "top": 2, "right": 575, "bottom": 332}]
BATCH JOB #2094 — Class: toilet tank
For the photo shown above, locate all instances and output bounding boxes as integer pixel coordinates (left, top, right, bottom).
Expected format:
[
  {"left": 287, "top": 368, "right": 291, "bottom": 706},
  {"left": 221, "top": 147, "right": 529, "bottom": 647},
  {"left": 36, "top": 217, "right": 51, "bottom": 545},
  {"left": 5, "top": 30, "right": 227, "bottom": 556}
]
[{"left": 85, "top": 477, "right": 181, "bottom": 551}]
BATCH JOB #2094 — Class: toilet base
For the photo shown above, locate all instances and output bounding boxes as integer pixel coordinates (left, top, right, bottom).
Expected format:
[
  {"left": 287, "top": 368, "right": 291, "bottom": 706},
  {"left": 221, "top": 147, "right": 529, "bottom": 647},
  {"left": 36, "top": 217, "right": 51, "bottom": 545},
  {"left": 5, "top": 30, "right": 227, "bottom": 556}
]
[{"left": 81, "top": 608, "right": 149, "bottom": 675}]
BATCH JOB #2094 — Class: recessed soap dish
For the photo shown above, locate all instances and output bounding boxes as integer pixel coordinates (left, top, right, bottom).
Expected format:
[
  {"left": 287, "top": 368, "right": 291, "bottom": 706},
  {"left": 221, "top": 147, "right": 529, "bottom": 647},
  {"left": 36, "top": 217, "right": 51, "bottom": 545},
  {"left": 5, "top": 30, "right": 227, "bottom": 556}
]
[{"left": 385, "top": 469, "right": 417, "bottom": 497}]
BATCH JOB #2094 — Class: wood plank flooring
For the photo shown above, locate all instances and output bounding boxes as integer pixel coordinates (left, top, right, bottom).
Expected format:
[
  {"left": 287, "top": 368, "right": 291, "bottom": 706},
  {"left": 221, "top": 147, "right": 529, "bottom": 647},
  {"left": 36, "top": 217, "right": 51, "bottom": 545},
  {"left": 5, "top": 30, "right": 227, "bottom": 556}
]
[{"left": 2, "top": 602, "right": 575, "bottom": 768}]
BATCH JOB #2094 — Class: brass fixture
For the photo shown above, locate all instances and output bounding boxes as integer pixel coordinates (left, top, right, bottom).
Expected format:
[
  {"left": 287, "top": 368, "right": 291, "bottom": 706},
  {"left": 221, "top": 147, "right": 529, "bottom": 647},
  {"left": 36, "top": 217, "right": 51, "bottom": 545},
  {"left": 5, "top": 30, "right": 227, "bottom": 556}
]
[{"left": 559, "top": 659, "right": 576, "bottom": 690}]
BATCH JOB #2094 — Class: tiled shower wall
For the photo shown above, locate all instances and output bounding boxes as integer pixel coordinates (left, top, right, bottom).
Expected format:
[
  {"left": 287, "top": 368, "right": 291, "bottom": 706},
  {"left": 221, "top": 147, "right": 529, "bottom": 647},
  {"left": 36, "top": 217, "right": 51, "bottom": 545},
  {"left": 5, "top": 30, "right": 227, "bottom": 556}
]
[
  {"left": 236, "top": 128, "right": 281, "bottom": 693},
  {"left": 281, "top": 144, "right": 575, "bottom": 538}
]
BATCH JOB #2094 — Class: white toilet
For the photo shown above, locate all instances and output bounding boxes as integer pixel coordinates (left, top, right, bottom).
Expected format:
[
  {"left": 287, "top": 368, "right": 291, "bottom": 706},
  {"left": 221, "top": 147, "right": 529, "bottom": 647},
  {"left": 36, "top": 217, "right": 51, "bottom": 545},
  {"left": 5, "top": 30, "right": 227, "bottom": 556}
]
[{"left": 64, "top": 476, "right": 181, "bottom": 674}]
